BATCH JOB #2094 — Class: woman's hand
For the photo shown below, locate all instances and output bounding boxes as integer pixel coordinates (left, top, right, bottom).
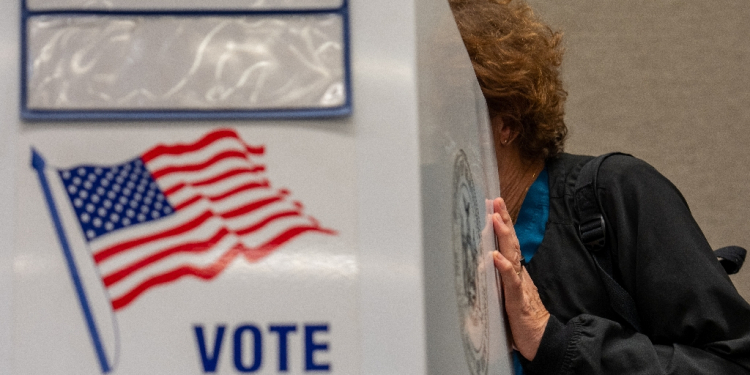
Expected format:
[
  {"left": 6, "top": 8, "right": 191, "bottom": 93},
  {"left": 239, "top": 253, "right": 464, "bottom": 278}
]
[{"left": 492, "top": 197, "right": 550, "bottom": 361}]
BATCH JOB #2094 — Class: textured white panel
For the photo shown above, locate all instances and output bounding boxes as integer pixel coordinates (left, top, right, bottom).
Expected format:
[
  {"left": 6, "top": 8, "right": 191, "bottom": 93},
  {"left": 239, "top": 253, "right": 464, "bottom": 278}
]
[
  {"left": 26, "top": 15, "right": 345, "bottom": 111},
  {"left": 417, "top": 0, "right": 511, "bottom": 373},
  {"left": 26, "top": 0, "right": 343, "bottom": 11}
]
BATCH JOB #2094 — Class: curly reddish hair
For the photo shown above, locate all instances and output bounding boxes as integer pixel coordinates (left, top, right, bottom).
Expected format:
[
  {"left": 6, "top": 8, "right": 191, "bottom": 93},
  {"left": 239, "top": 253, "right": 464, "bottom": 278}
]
[{"left": 450, "top": 0, "right": 568, "bottom": 160}]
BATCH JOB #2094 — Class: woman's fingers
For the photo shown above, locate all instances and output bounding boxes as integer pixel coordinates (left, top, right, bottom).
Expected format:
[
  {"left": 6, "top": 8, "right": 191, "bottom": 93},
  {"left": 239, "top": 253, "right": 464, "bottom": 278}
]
[
  {"left": 495, "top": 248, "right": 549, "bottom": 361},
  {"left": 492, "top": 198, "right": 522, "bottom": 274},
  {"left": 493, "top": 249, "right": 519, "bottom": 280},
  {"left": 493, "top": 197, "right": 503, "bottom": 216},
  {"left": 492, "top": 198, "right": 549, "bottom": 361}
]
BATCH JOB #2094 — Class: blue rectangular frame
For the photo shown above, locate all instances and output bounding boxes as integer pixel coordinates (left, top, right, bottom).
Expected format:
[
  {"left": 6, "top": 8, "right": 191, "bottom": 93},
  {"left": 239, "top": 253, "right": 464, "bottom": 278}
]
[{"left": 20, "top": 1, "right": 352, "bottom": 121}]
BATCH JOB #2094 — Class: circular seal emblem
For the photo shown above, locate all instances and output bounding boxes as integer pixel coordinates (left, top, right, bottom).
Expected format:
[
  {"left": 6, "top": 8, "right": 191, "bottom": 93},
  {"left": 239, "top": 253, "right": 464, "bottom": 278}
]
[{"left": 452, "top": 150, "right": 489, "bottom": 375}]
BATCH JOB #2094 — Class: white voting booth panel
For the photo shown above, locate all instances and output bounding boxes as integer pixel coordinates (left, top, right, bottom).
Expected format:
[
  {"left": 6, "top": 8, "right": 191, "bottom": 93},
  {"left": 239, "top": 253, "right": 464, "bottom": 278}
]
[{"left": 2, "top": 0, "right": 514, "bottom": 374}]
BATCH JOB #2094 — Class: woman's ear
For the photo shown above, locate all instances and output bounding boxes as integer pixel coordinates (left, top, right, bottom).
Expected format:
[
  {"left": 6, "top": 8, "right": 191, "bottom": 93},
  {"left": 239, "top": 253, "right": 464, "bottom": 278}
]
[{"left": 492, "top": 116, "right": 518, "bottom": 146}]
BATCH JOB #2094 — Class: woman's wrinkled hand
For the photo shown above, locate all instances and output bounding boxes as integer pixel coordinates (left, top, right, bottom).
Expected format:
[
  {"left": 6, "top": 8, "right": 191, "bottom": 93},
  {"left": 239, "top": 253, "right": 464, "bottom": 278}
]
[{"left": 492, "top": 197, "right": 550, "bottom": 361}]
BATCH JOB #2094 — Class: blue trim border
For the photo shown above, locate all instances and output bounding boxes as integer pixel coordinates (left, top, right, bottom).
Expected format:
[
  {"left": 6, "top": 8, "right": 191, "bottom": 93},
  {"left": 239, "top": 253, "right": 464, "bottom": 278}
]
[{"left": 20, "top": 0, "right": 352, "bottom": 121}]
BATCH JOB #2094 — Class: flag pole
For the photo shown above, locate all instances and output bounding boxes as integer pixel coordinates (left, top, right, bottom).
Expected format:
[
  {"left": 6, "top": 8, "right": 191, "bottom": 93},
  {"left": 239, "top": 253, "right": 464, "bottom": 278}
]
[{"left": 31, "top": 149, "right": 112, "bottom": 373}]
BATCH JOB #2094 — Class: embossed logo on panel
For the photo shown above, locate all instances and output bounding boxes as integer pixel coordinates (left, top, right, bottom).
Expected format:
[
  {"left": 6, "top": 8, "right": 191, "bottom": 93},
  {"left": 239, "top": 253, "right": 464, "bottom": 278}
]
[{"left": 452, "top": 150, "right": 489, "bottom": 375}]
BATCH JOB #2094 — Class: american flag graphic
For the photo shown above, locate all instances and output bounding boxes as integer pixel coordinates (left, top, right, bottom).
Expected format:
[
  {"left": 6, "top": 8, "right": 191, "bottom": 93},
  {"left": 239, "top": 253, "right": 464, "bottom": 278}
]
[{"left": 50, "top": 128, "right": 336, "bottom": 311}]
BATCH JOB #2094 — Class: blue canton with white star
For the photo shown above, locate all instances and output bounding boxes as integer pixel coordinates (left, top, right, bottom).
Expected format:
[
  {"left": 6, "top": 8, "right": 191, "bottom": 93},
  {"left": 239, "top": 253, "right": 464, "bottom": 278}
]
[{"left": 58, "top": 157, "right": 175, "bottom": 242}]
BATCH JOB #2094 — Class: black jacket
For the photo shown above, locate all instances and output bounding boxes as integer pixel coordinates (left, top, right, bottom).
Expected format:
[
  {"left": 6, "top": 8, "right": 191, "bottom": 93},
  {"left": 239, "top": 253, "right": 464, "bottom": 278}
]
[{"left": 522, "top": 153, "right": 750, "bottom": 374}]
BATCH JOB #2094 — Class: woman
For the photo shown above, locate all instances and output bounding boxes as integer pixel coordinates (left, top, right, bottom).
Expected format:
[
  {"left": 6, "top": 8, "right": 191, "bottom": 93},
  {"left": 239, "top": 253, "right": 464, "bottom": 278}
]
[{"left": 449, "top": 0, "right": 750, "bottom": 374}]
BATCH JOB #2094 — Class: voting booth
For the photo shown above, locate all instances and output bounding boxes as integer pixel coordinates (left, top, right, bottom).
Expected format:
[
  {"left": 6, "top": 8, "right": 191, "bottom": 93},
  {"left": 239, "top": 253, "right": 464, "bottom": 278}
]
[{"left": 1, "top": 0, "right": 514, "bottom": 374}]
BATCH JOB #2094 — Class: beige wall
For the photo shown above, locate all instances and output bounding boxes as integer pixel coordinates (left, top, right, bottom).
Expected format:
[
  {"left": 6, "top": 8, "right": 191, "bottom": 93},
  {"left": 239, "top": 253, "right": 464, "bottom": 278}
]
[{"left": 524, "top": 0, "right": 750, "bottom": 301}]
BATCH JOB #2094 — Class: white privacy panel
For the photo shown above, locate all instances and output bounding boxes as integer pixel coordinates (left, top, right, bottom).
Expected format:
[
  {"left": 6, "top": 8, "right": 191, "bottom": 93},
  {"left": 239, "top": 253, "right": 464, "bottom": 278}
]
[
  {"left": 416, "top": 0, "right": 512, "bottom": 373},
  {"left": 26, "top": 0, "right": 344, "bottom": 11}
]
